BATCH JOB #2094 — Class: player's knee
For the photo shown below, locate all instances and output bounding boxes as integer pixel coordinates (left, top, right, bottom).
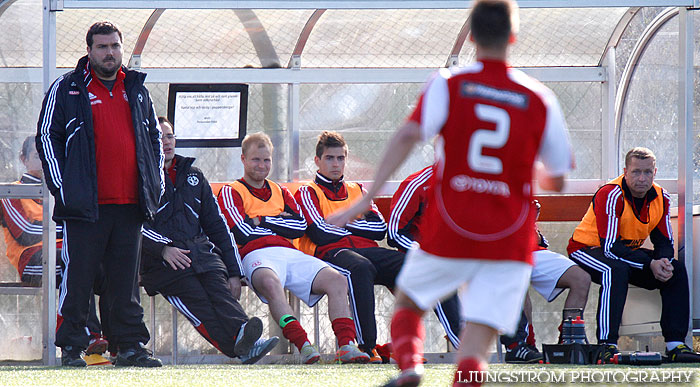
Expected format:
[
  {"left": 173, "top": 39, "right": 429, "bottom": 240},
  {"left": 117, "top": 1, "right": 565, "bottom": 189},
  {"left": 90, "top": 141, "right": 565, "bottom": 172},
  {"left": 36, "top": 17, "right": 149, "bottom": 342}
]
[
  {"left": 326, "top": 272, "right": 348, "bottom": 296},
  {"left": 608, "top": 262, "right": 630, "bottom": 283},
  {"left": 255, "top": 273, "right": 284, "bottom": 300},
  {"left": 315, "top": 269, "right": 348, "bottom": 297},
  {"left": 566, "top": 266, "right": 591, "bottom": 294},
  {"left": 352, "top": 258, "right": 377, "bottom": 278}
]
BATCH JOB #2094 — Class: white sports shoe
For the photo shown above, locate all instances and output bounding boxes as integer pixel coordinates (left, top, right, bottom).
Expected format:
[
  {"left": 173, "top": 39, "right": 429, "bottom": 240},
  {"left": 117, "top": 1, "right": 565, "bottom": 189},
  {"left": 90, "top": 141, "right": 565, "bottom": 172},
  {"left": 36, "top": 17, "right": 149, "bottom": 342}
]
[
  {"left": 300, "top": 342, "right": 321, "bottom": 364},
  {"left": 335, "top": 343, "right": 370, "bottom": 364}
]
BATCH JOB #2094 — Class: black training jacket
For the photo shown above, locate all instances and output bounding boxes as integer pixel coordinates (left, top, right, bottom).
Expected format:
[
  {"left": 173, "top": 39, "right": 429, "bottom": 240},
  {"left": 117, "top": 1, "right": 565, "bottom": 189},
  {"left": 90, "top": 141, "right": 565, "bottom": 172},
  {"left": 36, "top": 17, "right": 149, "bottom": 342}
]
[
  {"left": 140, "top": 155, "right": 243, "bottom": 295},
  {"left": 35, "top": 55, "right": 164, "bottom": 223}
]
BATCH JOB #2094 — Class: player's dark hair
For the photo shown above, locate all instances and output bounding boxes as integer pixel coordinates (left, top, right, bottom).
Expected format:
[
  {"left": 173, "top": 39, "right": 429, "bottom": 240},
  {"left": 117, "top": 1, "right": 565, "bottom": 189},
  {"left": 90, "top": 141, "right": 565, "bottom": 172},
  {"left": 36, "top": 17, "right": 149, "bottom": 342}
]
[
  {"left": 158, "top": 116, "right": 174, "bottom": 134},
  {"left": 470, "top": 0, "right": 517, "bottom": 50},
  {"left": 86, "top": 21, "right": 123, "bottom": 48},
  {"left": 315, "top": 131, "right": 347, "bottom": 158}
]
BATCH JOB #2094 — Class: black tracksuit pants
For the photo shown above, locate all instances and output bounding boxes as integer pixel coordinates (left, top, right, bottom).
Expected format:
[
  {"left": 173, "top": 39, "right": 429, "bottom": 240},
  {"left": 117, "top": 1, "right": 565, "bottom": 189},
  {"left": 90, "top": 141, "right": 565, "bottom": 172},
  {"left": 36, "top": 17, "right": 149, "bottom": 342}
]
[
  {"left": 56, "top": 204, "right": 149, "bottom": 350},
  {"left": 325, "top": 247, "right": 462, "bottom": 352},
  {"left": 500, "top": 311, "right": 530, "bottom": 348},
  {"left": 157, "top": 269, "right": 249, "bottom": 358},
  {"left": 569, "top": 246, "right": 689, "bottom": 345}
]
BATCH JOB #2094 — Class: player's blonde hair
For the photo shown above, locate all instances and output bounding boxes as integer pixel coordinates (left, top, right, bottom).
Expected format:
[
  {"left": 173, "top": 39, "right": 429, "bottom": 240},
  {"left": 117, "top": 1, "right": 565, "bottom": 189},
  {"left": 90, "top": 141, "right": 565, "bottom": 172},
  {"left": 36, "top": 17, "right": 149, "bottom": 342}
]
[{"left": 242, "top": 132, "right": 274, "bottom": 155}]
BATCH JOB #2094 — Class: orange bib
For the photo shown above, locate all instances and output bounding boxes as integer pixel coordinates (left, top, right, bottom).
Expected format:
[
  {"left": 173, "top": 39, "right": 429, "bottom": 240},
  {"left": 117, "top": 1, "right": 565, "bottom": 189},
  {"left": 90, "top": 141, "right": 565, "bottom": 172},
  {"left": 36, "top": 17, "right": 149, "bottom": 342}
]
[
  {"left": 294, "top": 182, "right": 363, "bottom": 256},
  {"left": 572, "top": 175, "right": 664, "bottom": 249}
]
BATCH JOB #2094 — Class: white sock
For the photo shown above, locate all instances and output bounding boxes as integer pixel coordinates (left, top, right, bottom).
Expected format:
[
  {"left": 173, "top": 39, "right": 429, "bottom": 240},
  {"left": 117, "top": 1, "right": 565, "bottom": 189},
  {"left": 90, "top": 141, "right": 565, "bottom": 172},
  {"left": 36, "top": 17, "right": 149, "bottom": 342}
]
[{"left": 666, "top": 341, "right": 684, "bottom": 351}]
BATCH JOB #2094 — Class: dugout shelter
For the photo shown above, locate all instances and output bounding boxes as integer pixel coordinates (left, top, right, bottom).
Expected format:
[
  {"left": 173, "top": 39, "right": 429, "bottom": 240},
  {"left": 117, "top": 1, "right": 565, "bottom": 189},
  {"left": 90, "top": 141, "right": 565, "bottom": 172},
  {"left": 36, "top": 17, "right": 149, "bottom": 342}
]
[{"left": 0, "top": 0, "right": 700, "bottom": 364}]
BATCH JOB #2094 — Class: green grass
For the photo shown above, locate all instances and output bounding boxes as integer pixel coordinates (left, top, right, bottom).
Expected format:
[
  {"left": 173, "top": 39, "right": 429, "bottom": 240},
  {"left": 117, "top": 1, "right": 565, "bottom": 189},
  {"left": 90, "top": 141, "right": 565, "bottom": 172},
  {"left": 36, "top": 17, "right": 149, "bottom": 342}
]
[{"left": 1, "top": 363, "right": 699, "bottom": 386}]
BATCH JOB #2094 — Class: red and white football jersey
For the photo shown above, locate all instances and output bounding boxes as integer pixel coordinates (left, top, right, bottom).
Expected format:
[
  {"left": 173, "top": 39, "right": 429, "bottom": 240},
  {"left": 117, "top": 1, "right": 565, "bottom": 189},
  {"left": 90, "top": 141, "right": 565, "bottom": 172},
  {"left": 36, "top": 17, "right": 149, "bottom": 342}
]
[{"left": 408, "top": 59, "right": 572, "bottom": 263}]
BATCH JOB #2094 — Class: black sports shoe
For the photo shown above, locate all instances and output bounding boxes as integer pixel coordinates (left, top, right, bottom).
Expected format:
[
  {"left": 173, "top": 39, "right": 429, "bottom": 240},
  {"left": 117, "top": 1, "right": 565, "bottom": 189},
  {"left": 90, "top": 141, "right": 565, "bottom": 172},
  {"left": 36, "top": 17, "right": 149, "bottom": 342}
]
[
  {"left": 601, "top": 344, "right": 619, "bottom": 364},
  {"left": 114, "top": 344, "right": 162, "bottom": 367},
  {"left": 61, "top": 346, "right": 87, "bottom": 367},
  {"left": 666, "top": 344, "right": 700, "bottom": 363},
  {"left": 234, "top": 317, "right": 263, "bottom": 357},
  {"left": 505, "top": 343, "right": 543, "bottom": 364}
]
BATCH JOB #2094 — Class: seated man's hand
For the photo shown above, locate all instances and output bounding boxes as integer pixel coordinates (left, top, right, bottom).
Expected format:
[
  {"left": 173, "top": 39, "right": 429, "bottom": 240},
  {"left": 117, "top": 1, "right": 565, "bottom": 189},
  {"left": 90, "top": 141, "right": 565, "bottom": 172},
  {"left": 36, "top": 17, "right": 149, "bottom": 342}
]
[
  {"left": 162, "top": 246, "right": 191, "bottom": 270},
  {"left": 228, "top": 276, "right": 242, "bottom": 300},
  {"left": 650, "top": 259, "right": 673, "bottom": 282},
  {"left": 659, "top": 257, "right": 674, "bottom": 275}
]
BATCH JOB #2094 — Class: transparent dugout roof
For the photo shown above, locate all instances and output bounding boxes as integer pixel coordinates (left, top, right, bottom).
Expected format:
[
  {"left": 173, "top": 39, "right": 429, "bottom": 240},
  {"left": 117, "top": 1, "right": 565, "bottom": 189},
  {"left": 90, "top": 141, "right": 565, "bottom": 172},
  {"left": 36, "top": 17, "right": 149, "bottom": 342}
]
[{"left": 0, "top": 1, "right": 640, "bottom": 69}]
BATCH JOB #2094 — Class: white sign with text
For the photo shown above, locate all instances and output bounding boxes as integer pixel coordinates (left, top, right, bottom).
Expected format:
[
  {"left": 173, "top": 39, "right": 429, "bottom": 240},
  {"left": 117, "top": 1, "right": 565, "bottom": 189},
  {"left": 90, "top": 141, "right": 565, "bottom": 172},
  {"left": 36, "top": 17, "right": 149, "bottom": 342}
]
[{"left": 174, "top": 91, "right": 241, "bottom": 139}]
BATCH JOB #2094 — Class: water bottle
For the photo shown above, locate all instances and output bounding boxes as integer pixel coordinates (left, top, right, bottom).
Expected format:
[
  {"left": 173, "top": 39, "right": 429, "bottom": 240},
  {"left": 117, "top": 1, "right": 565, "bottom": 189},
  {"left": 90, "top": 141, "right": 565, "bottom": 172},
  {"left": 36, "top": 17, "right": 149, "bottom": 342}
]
[
  {"left": 571, "top": 316, "right": 587, "bottom": 344},
  {"left": 560, "top": 318, "right": 573, "bottom": 344},
  {"left": 612, "top": 352, "right": 662, "bottom": 365}
]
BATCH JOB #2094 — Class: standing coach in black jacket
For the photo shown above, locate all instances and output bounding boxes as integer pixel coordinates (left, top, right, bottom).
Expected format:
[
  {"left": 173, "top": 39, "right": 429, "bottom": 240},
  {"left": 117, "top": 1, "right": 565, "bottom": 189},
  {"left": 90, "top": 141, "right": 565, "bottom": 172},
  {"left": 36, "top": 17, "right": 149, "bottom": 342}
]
[{"left": 36, "top": 21, "right": 163, "bottom": 367}]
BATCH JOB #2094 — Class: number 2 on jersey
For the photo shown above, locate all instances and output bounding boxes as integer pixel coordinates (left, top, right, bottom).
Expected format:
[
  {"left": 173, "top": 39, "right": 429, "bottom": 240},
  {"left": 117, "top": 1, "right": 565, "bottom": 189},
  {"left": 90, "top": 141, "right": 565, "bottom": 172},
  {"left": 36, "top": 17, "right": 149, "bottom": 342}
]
[{"left": 468, "top": 104, "right": 510, "bottom": 175}]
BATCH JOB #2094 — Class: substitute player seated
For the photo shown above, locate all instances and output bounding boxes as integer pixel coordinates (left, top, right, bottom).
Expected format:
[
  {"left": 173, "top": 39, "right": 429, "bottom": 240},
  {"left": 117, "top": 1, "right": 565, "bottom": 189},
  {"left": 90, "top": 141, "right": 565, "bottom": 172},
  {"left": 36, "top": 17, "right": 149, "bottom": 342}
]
[
  {"left": 294, "top": 131, "right": 407, "bottom": 362},
  {"left": 217, "top": 132, "right": 368, "bottom": 364},
  {"left": 568, "top": 147, "right": 700, "bottom": 363}
]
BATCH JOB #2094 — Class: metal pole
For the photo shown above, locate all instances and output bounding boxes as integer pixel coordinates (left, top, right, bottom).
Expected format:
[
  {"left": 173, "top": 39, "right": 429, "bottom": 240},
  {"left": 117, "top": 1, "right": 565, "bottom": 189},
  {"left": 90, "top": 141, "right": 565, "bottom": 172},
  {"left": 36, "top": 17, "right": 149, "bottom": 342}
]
[
  {"left": 41, "top": 0, "right": 58, "bottom": 366},
  {"left": 288, "top": 83, "right": 301, "bottom": 182},
  {"left": 171, "top": 305, "right": 178, "bottom": 365},
  {"left": 602, "top": 47, "right": 617, "bottom": 179},
  {"left": 150, "top": 296, "right": 156, "bottom": 354},
  {"left": 40, "top": 182, "right": 57, "bottom": 366},
  {"left": 678, "top": 6, "right": 695, "bottom": 339}
]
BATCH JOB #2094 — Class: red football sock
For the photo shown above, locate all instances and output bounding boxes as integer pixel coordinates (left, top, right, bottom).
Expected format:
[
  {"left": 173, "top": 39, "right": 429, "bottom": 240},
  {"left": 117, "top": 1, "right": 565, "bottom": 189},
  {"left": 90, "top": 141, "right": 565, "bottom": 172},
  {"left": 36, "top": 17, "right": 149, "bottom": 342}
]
[
  {"left": 331, "top": 317, "right": 357, "bottom": 347},
  {"left": 391, "top": 307, "right": 425, "bottom": 371},
  {"left": 454, "top": 357, "right": 485, "bottom": 387},
  {"left": 281, "top": 320, "right": 310, "bottom": 351},
  {"left": 526, "top": 323, "right": 536, "bottom": 347}
]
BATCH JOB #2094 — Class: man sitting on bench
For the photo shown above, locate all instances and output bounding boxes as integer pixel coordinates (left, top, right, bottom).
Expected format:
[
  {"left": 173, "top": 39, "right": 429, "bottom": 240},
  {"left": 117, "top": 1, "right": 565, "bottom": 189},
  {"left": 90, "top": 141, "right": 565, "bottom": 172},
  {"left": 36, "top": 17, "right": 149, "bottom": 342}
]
[{"left": 568, "top": 147, "right": 700, "bottom": 363}]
